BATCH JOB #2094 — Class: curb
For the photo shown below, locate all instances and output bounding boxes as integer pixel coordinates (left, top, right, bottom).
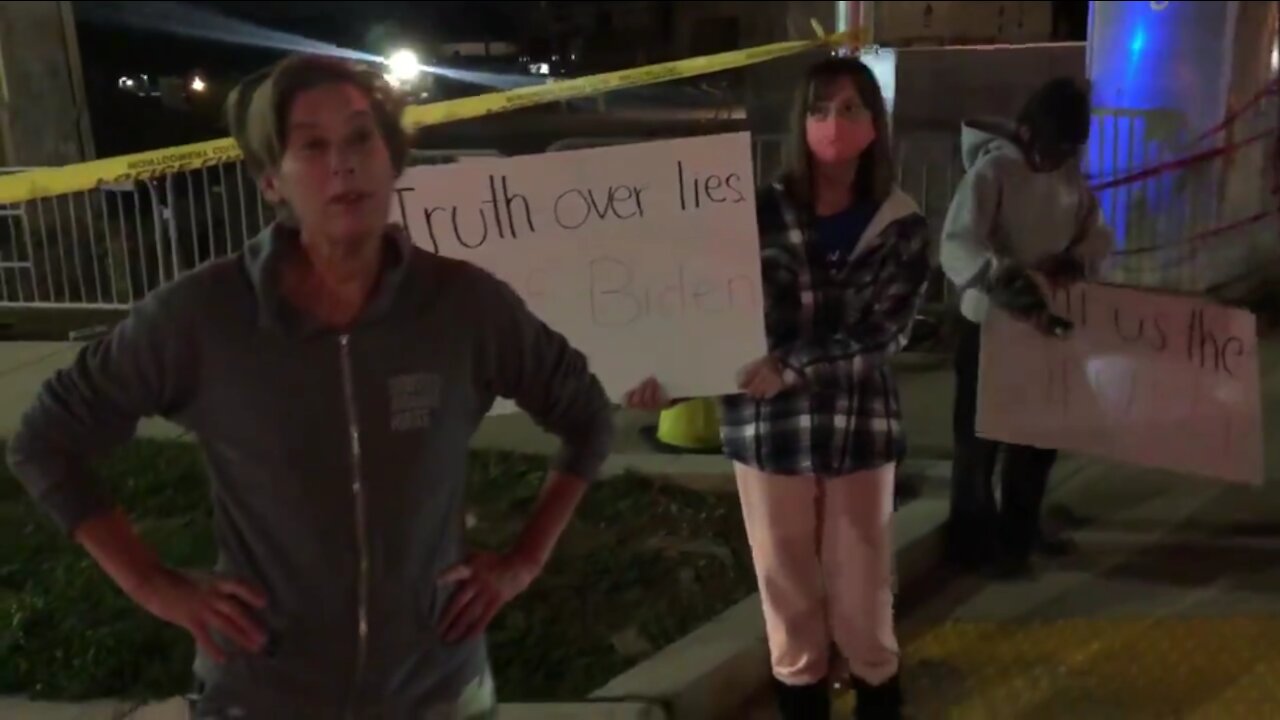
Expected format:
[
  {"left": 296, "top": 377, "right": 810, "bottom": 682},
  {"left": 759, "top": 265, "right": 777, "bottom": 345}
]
[
  {"left": 0, "top": 698, "right": 146, "bottom": 720},
  {"left": 499, "top": 702, "right": 667, "bottom": 719},
  {"left": 588, "top": 495, "right": 951, "bottom": 720},
  {"left": 125, "top": 699, "right": 185, "bottom": 719},
  {"left": 0, "top": 698, "right": 669, "bottom": 720}
]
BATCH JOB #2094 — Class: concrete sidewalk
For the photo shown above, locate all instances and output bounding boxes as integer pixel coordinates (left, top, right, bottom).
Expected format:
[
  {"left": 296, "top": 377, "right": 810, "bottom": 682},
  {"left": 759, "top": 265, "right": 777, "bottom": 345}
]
[{"left": 0, "top": 343, "right": 185, "bottom": 441}]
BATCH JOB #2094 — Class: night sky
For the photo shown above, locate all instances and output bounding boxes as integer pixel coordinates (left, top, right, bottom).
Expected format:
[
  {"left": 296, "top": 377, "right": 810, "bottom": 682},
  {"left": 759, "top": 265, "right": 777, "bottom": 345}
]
[
  {"left": 75, "top": 1, "right": 1090, "bottom": 79},
  {"left": 71, "top": 1, "right": 1089, "bottom": 156},
  {"left": 74, "top": 0, "right": 572, "bottom": 155},
  {"left": 75, "top": 1, "right": 535, "bottom": 77}
]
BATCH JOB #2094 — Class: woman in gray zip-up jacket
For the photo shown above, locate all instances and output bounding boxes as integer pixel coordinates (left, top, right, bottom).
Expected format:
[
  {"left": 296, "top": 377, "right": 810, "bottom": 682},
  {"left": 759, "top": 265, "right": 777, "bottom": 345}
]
[{"left": 7, "top": 56, "right": 613, "bottom": 719}]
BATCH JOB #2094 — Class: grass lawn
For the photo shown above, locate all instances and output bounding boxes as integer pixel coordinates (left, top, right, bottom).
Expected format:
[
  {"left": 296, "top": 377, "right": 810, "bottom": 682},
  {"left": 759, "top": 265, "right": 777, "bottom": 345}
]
[{"left": 0, "top": 440, "right": 755, "bottom": 702}]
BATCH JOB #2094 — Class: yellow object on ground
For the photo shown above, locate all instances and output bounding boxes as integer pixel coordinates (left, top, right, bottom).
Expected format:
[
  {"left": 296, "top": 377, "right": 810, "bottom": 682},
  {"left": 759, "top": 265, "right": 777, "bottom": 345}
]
[
  {"left": 831, "top": 618, "right": 1280, "bottom": 719},
  {"left": 656, "top": 398, "right": 722, "bottom": 451}
]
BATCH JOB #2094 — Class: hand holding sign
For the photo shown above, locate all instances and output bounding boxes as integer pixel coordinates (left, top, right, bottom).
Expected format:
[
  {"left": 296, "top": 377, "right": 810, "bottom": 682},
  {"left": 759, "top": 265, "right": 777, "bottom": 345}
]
[{"left": 988, "top": 264, "right": 1075, "bottom": 338}]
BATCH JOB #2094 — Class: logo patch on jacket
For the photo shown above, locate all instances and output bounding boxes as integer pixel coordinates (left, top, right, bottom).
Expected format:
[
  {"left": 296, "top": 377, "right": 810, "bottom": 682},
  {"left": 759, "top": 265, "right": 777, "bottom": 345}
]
[{"left": 389, "top": 373, "right": 441, "bottom": 431}]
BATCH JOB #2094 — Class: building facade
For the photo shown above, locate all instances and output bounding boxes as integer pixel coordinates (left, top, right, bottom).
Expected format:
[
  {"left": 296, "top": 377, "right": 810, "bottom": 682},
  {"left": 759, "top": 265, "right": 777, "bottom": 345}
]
[
  {"left": 873, "top": 1, "right": 1055, "bottom": 47},
  {"left": 0, "top": 0, "right": 93, "bottom": 166}
]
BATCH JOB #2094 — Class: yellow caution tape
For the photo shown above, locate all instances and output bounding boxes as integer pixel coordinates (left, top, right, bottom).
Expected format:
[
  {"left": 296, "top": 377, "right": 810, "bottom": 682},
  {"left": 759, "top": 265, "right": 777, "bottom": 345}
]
[
  {"left": 402, "top": 29, "right": 858, "bottom": 127},
  {"left": 0, "top": 28, "right": 858, "bottom": 205}
]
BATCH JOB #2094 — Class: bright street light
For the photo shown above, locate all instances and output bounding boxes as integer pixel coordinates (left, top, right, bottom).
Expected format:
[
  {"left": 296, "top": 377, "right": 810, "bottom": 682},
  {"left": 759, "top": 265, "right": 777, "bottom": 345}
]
[{"left": 385, "top": 49, "right": 422, "bottom": 84}]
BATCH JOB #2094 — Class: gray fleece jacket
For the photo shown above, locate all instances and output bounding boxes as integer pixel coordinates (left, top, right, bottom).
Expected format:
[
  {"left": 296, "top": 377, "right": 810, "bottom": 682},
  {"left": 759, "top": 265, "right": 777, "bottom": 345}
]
[
  {"left": 940, "top": 119, "right": 1115, "bottom": 323},
  {"left": 7, "top": 224, "right": 614, "bottom": 717}
]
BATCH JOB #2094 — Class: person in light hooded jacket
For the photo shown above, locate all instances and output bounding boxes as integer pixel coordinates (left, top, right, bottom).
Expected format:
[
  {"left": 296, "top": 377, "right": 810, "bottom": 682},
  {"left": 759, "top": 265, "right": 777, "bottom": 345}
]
[
  {"left": 7, "top": 55, "right": 613, "bottom": 719},
  {"left": 940, "top": 77, "right": 1114, "bottom": 579}
]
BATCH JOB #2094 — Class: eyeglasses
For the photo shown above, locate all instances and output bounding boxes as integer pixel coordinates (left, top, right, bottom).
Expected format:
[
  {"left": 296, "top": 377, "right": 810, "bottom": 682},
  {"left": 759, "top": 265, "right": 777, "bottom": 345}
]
[{"left": 807, "top": 100, "right": 870, "bottom": 122}]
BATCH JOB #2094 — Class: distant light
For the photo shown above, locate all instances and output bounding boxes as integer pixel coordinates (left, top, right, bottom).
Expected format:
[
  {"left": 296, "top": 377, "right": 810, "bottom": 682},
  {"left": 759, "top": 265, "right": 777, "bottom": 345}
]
[
  {"left": 529, "top": 63, "right": 550, "bottom": 76},
  {"left": 118, "top": 76, "right": 135, "bottom": 89},
  {"left": 1272, "top": 39, "right": 1279, "bottom": 74},
  {"left": 386, "top": 49, "right": 422, "bottom": 83},
  {"left": 190, "top": 76, "right": 207, "bottom": 93}
]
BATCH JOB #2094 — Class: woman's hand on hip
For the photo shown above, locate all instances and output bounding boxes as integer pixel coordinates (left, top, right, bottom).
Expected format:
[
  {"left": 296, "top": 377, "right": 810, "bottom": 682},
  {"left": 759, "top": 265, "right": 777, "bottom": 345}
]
[
  {"left": 737, "top": 356, "right": 787, "bottom": 400},
  {"left": 438, "top": 551, "right": 540, "bottom": 644},
  {"left": 623, "top": 377, "right": 674, "bottom": 411},
  {"left": 131, "top": 567, "right": 269, "bottom": 663}
]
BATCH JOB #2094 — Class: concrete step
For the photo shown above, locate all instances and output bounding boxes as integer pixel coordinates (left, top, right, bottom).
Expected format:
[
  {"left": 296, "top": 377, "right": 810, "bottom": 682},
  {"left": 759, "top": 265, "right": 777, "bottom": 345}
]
[{"left": 0, "top": 698, "right": 138, "bottom": 720}]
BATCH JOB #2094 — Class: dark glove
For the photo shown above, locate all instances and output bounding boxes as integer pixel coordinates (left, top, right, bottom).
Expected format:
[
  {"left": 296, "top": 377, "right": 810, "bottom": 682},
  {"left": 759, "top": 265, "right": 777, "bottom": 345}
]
[
  {"left": 988, "top": 264, "right": 1073, "bottom": 338},
  {"left": 1037, "top": 253, "right": 1085, "bottom": 286}
]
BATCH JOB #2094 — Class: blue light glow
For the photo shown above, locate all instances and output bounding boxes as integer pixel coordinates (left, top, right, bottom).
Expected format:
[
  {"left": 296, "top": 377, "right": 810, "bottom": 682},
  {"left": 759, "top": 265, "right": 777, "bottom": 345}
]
[
  {"left": 1086, "top": 0, "right": 1235, "bottom": 252},
  {"left": 1086, "top": 1, "right": 1178, "bottom": 247},
  {"left": 1130, "top": 27, "right": 1146, "bottom": 55}
]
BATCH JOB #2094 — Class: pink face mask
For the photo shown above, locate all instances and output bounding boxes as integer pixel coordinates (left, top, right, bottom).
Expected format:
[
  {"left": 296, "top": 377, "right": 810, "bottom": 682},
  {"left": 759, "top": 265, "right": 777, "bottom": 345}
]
[{"left": 806, "top": 115, "right": 876, "bottom": 165}]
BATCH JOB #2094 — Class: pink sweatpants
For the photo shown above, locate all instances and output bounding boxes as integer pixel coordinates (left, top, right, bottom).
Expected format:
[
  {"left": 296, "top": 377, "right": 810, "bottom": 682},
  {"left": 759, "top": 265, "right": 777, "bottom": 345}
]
[{"left": 734, "top": 462, "right": 899, "bottom": 687}]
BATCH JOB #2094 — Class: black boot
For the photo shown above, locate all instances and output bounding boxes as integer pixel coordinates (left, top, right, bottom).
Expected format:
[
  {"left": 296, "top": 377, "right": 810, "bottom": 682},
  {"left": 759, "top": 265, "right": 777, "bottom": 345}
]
[
  {"left": 1035, "top": 529, "right": 1078, "bottom": 557},
  {"left": 984, "top": 550, "right": 1035, "bottom": 581},
  {"left": 773, "top": 678, "right": 831, "bottom": 720},
  {"left": 852, "top": 674, "right": 902, "bottom": 720}
]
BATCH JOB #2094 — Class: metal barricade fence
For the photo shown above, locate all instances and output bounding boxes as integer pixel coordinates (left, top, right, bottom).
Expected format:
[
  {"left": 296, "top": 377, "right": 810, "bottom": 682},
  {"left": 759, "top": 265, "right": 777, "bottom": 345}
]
[
  {"left": 0, "top": 168, "right": 169, "bottom": 308},
  {"left": 546, "top": 132, "right": 961, "bottom": 310},
  {"left": 0, "top": 170, "right": 37, "bottom": 304},
  {"left": 163, "top": 162, "right": 269, "bottom": 291},
  {"left": 0, "top": 150, "right": 510, "bottom": 310},
  {"left": 2, "top": 112, "right": 1273, "bottom": 312},
  {"left": 546, "top": 134, "right": 788, "bottom": 183},
  {"left": 406, "top": 149, "right": 508, "bottom": 166},
  {"left": 895, "top": 134, "right": 964, "bottom": 309},
  {"left": 157, "top": 150, "right": 510, "bottom": 295},
  {"left": 0, "top": 137, "right": 961, "bottom": 310},
  {"left": 1096, "top": 92, "right": 1279, "bottom": 293}
]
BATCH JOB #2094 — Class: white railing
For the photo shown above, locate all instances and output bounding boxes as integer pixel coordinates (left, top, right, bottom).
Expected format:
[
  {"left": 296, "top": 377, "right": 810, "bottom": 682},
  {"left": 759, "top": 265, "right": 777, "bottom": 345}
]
[
  {"left": 0, "top": 136, "right": 987, "bottom": 312},
  {"left": 0, "top": 139, "right": 795, "bottom": 310},
  {"left": 1, "top": 106, "right": 1274, "bottom": 311},
  {"left": 1094, "top": 91, "right": 1279, "bottom": 293},
  {"left": 1, "top": 168, "right": 169, "bottom": 308},
  {"left": 0, "top": 150, "right": 508, "bottom": 310}
]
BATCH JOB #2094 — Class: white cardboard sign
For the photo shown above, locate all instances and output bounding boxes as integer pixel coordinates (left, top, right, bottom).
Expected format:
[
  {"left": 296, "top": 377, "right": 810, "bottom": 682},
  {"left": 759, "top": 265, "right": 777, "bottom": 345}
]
[
  {"left": 392, "top": 132, "right": 767, "bottom": 401},
  {"left": 977, "top": 283, "right": 1264, "bottom": 484}
]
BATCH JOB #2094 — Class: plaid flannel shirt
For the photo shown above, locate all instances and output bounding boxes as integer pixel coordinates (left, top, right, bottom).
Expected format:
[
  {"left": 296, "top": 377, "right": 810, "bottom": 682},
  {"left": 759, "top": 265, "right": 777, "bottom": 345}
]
[{"left": 720, "top": 182, "right": 931, "bottom": 477}]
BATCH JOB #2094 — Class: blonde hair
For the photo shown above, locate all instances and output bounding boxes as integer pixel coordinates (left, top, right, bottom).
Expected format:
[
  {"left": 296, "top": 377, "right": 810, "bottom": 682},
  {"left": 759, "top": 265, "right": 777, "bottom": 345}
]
[{"left": 226, "top": 55, "right": 409, "bottom": 180}]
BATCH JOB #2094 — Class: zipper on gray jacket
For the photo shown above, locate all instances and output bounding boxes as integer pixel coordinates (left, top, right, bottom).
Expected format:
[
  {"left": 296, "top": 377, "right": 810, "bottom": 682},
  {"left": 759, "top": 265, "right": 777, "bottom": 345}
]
[{"left": 338, "top": 334, "right": 371, "bottom": 712}]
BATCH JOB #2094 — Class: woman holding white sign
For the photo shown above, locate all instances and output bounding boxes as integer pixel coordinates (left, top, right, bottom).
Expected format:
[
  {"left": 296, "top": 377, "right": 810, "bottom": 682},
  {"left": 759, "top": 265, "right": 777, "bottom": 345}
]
[
  {"left": 8, "top": 56, "right": 613, "bottom": 719},
  {"left": 627, "top": 57, "right": 931, "bottom": 720}
]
